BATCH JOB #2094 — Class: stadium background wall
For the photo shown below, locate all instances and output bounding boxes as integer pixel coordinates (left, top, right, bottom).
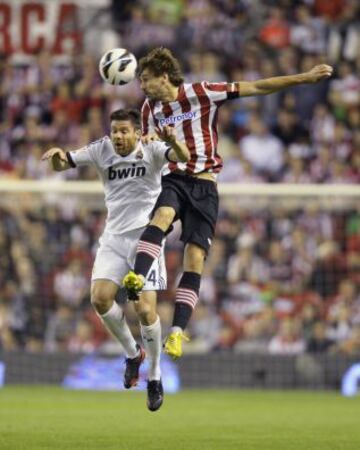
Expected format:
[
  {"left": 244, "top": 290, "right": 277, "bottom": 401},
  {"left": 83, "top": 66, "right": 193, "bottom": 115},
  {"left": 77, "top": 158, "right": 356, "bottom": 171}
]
[{"left": 1, "top": 351, "right": 359, "bottom": 389}]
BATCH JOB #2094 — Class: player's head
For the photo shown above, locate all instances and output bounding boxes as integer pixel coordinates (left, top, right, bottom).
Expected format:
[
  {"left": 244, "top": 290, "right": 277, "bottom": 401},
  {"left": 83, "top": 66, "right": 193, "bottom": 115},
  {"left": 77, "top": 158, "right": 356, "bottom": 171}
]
[
  {"left": 137, "top": 47, "right": 184, "bottom": 100},
  {"left": 109, "top": 109, "right": 141, "bottom": 156}
]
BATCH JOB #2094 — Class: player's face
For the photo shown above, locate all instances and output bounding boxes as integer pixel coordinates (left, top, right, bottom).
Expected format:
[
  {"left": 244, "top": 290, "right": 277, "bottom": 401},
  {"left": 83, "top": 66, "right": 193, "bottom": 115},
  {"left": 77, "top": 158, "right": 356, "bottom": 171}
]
[
  {"left": 139, "top": 68, "right": 168, "bottom": 101},
  {"left": 110, "top": 120, "right": 140, "bottom": 156}
]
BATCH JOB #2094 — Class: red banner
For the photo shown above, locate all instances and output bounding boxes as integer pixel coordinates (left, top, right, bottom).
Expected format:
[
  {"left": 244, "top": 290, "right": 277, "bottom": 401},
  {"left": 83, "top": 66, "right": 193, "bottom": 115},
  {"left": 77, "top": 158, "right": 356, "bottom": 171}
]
[{"left": 0, "top": 1, "right": 82, "bottom": 54}]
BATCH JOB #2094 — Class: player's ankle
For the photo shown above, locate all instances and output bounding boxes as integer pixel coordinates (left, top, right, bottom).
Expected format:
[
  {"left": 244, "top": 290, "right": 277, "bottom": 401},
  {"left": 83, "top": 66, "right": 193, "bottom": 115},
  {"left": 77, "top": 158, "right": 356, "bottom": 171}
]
[{"left": 170, "top": 326, "right": 183, "bottom": 334}]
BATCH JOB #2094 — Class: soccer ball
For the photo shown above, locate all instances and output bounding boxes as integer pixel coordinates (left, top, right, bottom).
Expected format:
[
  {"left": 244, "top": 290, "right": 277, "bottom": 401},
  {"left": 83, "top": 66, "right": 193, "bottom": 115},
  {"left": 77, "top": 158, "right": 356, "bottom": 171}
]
[{"left": 99, "top": 48, "right": 137, "bottom": 85}]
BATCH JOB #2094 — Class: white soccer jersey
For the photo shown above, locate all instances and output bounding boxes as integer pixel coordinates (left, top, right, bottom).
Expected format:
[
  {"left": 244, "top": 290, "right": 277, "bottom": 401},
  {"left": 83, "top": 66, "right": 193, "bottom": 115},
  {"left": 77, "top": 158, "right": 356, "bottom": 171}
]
[
  {"left": 142, "top": 81, "right": 240, "bottom": 175},
  {"left": 68, "top": 137, "right": 169, "bottom": 235}
]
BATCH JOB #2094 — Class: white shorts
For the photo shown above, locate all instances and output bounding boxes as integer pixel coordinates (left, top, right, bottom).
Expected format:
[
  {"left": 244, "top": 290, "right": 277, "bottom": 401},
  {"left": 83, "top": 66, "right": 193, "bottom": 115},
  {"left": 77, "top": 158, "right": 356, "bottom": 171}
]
[{"left": 92, "top": 229, "right": 167, "bottom": 291}]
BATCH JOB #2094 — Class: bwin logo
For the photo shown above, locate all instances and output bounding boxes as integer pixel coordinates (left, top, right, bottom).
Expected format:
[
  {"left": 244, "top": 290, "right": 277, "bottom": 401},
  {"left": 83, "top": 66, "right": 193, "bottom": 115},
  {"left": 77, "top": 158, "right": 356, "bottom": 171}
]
[
  {"left": 159, "top": 111, "right": 197, "bottom": 126},
  {"left": 108, "top": 164, "right": 146, "bottom": 180}
]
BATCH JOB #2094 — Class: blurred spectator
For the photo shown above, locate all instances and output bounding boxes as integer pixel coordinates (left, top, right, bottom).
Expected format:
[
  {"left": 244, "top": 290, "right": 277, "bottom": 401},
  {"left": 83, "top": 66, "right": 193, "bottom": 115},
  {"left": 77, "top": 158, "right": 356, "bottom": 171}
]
[
  {"left": 259, "top": 7, "right": 290, "bottom": 49},
  {"left": 329, "top": 61, "right": 360, "bottom": 117},
  {"left": 239, "top": 115, "right": 284, "bottom": 179},
  {"left": 291, "top": 5, "right": 326, "bottom": 54},
  {"left": 306, "top": 321, "right": 334, "bottom": 353},
  {"left": 310, "top": 145, "right": 332, "bottom": 182},
  {"left": 53, "top": 260, "right": 88, "bottom": 308},
  {"left": 272, "top": 109, "right": 307, "bottom": 146},
  {"left": 227, "top": 233, "right": 269, "bottom": 286},
  {"left": 267, "top": 241, "right": 294, "bottom": 292},
  {"left": 44, "top": 305, "right": 76, "bottom": 352},
  {"left": 68, "top": 319, "right": 98, "bottom": 353},
  {"left": 282, "top": 156, "right": 312, "bottom": 183},
  {"left": 268, "top": 318, "right": 305, "bottom": 354},
  {"left": 334, "top": 326, "right": 360, "bottom": 355},
  {"left": 309, "top": 241, "right": 345, "bottom": 298},
  {"left": 291, "top": 55, "right": 329, "bottom": 123}
]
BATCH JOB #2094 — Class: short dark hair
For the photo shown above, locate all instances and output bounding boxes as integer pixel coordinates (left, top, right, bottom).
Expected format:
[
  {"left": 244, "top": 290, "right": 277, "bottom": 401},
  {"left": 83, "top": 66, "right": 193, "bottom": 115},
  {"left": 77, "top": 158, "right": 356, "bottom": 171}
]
[
  {"left": 137, "top": 47, "right": 184, "bottom": 87},
  {"left": 110, "top": 109, "right": 141, "bottom": 129}
]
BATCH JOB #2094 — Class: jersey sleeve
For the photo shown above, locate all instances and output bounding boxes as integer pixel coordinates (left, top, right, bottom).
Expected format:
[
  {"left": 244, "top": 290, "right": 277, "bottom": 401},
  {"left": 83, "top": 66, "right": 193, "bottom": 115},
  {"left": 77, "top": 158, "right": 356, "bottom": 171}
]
[
  {"left": 67, "top": 137, "right": 107, "bottom": 168},
  {"left": 202, "top": 81, "right": 240, "bottom": 103},
  {"left": 148, "top": 141, "right": 172, "bottom": 170},
  {"left": 141, "top": 101, "right": 156, "bottom": 136}
]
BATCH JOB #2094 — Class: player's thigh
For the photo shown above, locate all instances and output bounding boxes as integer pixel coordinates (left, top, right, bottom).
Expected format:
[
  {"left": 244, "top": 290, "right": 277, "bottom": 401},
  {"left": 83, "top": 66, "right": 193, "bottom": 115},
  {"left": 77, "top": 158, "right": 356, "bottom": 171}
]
[{"left": 92, "top": 232, "right": 131, "bottom": 286}]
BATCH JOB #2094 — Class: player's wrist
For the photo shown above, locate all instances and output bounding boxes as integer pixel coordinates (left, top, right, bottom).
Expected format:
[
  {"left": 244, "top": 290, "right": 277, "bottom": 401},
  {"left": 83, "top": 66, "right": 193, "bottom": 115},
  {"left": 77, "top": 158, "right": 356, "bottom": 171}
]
[
  {"left": 166, "top": 137, "right": 177, "bottom": 146},
  {"left": 302, "top": 72, "right": 315, "bottom": 83}
]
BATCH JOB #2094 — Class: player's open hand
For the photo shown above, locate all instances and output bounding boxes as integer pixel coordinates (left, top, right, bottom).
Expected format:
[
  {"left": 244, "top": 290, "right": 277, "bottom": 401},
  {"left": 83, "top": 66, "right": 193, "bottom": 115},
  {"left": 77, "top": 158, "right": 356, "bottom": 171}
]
[
  {"left": 307, "top": 65, "right": 333, "bottom": 83},
  {"left": 41, "top": 147, "right": 67, "bottom": 162},
  {"left": 155, "top": 125, "right": 176, "bottom": 145},
  {"left": 141, "top": 134, "right": 159, "bottom": 145}
]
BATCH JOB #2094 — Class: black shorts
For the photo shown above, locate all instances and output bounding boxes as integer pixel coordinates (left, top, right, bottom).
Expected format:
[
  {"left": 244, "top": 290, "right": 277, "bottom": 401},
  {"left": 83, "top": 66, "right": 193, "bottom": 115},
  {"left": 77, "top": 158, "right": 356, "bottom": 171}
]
[{"left": 154, "top": 173, "right": 219, "bottom": 252}]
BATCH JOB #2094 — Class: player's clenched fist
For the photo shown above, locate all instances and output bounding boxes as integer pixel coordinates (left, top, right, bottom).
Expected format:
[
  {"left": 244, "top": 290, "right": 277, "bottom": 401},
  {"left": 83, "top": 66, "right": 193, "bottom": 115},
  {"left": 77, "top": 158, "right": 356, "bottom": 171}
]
[
  {"left": 41, "top": 147, "right": 68, "bottom": 171},
  {"left": 41, "top": 147, "right": 67, "bottom": 161},
  {"left": 307, "top": 65, "right": 333, "bottom": 83}
]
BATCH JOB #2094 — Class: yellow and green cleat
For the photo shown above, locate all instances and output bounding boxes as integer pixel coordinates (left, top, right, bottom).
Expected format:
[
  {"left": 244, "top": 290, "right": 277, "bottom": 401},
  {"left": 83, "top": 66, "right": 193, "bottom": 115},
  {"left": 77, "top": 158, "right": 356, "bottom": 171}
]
[
  {"left": 164, "top": 331, "right": 190, "bottom": 360},
  {"left": 122, "top": 271, "right": 145, "bottom": 300}
]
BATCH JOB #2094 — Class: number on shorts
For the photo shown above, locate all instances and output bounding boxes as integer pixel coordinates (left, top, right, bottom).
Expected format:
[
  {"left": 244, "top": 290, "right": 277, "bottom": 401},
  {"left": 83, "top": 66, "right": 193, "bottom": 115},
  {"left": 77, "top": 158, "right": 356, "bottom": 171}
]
[{"left": 148, "top": 269, "right": 157, "bottom": 286}]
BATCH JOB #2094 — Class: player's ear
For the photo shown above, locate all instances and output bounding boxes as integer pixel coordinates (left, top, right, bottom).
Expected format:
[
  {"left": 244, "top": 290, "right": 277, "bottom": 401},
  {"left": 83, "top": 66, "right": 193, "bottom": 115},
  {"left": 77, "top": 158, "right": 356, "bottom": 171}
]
[{"left": 135, "top": 128, "right": 141, "bottom": 139}]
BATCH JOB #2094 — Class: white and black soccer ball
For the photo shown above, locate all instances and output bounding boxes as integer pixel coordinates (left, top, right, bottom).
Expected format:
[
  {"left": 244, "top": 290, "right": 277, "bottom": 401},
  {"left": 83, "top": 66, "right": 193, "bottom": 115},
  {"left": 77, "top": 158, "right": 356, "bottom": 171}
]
[{"left": 99, "top": 48, "right": 137, "bottom": 85}]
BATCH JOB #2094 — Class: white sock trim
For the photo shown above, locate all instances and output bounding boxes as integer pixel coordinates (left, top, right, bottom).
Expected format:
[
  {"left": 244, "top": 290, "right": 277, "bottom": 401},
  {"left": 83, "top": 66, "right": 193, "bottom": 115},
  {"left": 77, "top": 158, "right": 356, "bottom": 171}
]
[
  {"left": 100, "top": 301, "right": 123, "bottom": 319},
  {"left": 170, "top": 326, "right": 183, "bottom": 334},
  {"left": 141, "top": 315, "right": 160, "bottom": 332}
]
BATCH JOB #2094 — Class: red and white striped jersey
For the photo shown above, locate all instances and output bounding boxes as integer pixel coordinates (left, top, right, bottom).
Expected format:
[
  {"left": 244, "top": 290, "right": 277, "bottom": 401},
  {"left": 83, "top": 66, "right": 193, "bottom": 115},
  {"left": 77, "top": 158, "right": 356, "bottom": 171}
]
[{"left": 142, "top": 81, "right": 240, "bottom": 175}]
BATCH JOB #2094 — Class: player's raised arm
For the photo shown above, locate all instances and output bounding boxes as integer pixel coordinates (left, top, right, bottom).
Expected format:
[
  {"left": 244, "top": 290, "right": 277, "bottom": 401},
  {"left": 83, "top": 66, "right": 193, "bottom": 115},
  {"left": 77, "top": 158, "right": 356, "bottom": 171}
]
[
  {"left": 156, "top": 125, "right": 190, "bottom": 163},
  {"left": 237, "top": 64, "right": 333, "bottom": 97},
  {"left": 41, "top": 147, "right": 71, "bottom": 171}
]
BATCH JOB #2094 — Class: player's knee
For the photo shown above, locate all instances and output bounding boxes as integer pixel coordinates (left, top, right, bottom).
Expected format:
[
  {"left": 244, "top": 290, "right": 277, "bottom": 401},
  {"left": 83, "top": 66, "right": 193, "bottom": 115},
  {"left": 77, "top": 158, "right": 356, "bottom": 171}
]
[
  {"left": 152, "top": 207, "right": 175, "bottom": 230},
  {"left": 134, "top": 300, "right": 156, "bottom": 325},
  {"left": 91, "top": 285, "right": 113, "bottom": 314}
]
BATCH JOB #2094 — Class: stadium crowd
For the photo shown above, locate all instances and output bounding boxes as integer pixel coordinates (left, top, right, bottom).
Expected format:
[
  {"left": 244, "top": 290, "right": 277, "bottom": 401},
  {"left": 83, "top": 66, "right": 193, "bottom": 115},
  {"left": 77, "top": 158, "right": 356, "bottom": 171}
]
[{"left": 0, "top": 0, "right": 359, "bottom": 355}]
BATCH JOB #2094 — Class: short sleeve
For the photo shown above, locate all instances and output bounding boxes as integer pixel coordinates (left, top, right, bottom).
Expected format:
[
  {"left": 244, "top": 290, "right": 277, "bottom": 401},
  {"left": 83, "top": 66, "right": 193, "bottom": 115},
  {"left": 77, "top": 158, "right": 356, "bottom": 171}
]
[
  {"left": 141, "top": 101, "right": 156, "bottom": 136},
  {"left": 68, "top": 146, "right": 94, "bottom": 167},
  {"left": 67, "top": 137, "right": 108, "bottom": 167},
  {"left": 148, "top": 141, "right": 171, "bottom": 170},
  {"left": 202, "top": 81, "right": 240, "bottom": 103}
]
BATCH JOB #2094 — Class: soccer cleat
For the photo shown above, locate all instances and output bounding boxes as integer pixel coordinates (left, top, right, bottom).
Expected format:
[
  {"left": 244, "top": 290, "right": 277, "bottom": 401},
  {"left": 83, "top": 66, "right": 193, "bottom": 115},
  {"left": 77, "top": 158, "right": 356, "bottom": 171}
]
[
  {"left": 122, "top": 271, "right": 145, "bottom": 301},
  {"left": 147, "top": 380, "right": 164, "bottom": 412},
  {"left": 124, "top": 345, "right": 145, "bottom": 389},
  {"left": 164, "top": 331, "right": 190, "bottom": 360}
]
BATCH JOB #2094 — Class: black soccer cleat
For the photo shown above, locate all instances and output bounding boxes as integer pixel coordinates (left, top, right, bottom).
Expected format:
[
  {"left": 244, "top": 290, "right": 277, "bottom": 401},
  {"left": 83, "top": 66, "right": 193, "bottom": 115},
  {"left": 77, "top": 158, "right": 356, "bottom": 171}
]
[
  {"left": 147, "top": 379, "right": 164, "bottom": 412},
  {"left": 124, "top": 345, "right": 145, "bottom": 389}
]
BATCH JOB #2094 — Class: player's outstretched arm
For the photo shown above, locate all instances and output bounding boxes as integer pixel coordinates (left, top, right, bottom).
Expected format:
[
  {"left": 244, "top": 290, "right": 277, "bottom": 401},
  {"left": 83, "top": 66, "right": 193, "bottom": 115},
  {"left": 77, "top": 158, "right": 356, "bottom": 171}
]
[
  {"left": 156, "top": 125, "right": 190, "bottom": 162},
  {"left": 238, "top": 64, "right": 333, "bottom": 97},
  {"left": 41, "top": 147, "right": 71, "bottom": 171}
]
